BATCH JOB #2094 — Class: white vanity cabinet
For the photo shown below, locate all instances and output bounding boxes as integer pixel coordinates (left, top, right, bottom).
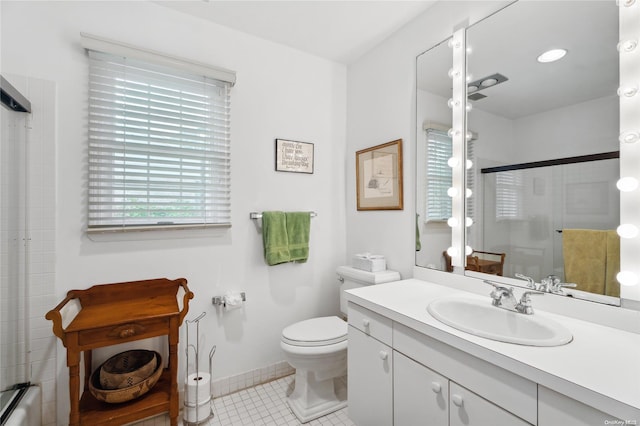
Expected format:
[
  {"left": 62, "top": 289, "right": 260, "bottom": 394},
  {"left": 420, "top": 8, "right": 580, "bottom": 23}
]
[
  {"left": 393, "top": 350, "right": 531, "bottom": 426},
  {"left": 538, "top": 386, "right": 620, "bottom": 426},
  {"left": 347, "top": 303, "right": 393, "bottom": 426}
]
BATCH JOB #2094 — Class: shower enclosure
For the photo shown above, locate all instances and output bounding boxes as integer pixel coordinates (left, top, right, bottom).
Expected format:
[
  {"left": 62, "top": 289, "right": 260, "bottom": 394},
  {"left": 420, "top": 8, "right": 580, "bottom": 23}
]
[{"left": 1, "top": 75, "right": 55, "bottom": 425}]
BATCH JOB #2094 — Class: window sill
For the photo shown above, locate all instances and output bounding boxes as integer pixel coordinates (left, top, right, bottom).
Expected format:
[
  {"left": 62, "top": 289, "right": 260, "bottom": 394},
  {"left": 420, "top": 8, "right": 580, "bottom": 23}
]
[{"left": 86, "top": 223, "right": 231, "bottom": 242}]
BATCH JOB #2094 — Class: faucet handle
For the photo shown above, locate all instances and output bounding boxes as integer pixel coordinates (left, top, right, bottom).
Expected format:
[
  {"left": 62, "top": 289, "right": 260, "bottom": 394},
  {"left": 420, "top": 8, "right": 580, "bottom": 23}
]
[
  {"left": 515, "top": 273, "right": 537, "bottom": 289},
  {"left": 517, "top": 290, "right": 544, "bottom": 314}
]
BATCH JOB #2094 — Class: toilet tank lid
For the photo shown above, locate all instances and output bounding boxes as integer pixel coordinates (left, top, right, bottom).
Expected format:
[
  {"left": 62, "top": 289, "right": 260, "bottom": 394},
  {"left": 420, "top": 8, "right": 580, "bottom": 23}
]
[{"left": 336, "top": 266, "right": 400, "bottom": 284}]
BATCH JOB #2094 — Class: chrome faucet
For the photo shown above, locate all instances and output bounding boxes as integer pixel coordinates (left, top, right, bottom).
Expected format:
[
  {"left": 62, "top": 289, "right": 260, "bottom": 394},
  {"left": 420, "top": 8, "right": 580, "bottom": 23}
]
[
  {"left": 541, "top": 274, "right": 577, "bottom": 294},
  {"left": 516, "top": 273, "right": 577, "bottom": 295},
  {"left": 484, "top": 280, "right": 544, "bottom": 315}
]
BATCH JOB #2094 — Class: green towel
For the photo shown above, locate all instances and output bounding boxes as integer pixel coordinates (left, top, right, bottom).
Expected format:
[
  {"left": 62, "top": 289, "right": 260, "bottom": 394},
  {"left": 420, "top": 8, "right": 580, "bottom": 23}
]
[
  {"left": 286, "top": 212, "right": 311, "bottom": 263},
  {"left": 262, "top": 211, "right": 291, "bottom": 265}
]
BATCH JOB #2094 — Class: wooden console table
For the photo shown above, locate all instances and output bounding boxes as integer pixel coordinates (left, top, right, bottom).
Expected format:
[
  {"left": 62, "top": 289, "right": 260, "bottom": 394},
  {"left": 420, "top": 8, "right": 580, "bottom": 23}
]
[{"left": 46, "top": 278, "right": 193, "bottom": 426}]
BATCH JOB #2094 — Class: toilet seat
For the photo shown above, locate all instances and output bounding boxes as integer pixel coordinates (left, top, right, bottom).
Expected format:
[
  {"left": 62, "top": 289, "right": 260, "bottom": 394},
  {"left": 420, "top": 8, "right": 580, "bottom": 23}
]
[{"left": 282, "top": 316, "right": 347, "bottom": 347}]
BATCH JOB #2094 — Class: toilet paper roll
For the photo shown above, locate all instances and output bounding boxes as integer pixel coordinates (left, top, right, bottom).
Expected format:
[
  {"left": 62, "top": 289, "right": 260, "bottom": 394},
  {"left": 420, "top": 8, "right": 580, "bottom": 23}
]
[
  {"left": 223, "top": 291, "right": 244, "bottom": 311},
  {"left": 185, "top": 372, "right": 211, "bottom": 405},
  {"left": 183, "top": 401, "right": 212, "bottom": 423}
]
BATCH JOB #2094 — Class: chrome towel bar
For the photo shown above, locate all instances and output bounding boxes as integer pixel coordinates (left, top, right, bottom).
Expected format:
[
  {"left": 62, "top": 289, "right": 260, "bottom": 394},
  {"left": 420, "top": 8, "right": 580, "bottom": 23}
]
[{"left": 249, "top": 211, "right": 317, "bottom": 220}]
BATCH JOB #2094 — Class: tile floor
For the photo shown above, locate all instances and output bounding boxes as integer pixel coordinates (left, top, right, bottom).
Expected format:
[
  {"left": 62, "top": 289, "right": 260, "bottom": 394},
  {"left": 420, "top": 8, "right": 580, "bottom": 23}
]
[{"left": 131, "top": 374, "right": 354, "bottom": 426}]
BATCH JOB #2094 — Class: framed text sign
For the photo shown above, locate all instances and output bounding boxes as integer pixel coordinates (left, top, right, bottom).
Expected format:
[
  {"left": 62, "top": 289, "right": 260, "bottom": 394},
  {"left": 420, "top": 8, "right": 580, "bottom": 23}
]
[
  {"left": 356, "top": 139, "right": 403, "bottom": 210},
  {"left": 275, "top": 139, "right": 314, "bottom": 174}
]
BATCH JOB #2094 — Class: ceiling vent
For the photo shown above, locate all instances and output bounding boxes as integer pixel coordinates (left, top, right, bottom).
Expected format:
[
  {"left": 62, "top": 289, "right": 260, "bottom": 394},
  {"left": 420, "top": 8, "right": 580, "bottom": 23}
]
[{"left": 467, "top": 73, "right": 508, "bottom": 100}]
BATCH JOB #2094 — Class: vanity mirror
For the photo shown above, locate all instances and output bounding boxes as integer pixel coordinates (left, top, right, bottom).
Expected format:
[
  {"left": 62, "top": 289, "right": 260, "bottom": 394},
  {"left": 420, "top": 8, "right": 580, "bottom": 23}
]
[
  {"left": 416, "top": 1, "right": 624, "bottom": 305},
  {"left": 415, "top": 38, "right": 454, "bottom": 271}
]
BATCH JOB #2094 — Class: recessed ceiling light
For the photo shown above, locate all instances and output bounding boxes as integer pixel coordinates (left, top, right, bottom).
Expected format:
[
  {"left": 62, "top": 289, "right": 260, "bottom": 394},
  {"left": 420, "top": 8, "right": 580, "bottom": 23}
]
[
  {"left": 467, "top": 85, "right": 479, "bottom": 93},
  {"left": 537, "top": 48, "right": 567, "bottom": 63},
  {"left": 480, "top": 78, "right": 498, "bottom": 87}
]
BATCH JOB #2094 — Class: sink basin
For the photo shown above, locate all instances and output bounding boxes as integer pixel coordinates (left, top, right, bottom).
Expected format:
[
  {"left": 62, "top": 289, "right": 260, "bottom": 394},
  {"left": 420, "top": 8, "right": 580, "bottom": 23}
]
[{"left": 427, "top": 295, "right": 572, "bottom": 347}]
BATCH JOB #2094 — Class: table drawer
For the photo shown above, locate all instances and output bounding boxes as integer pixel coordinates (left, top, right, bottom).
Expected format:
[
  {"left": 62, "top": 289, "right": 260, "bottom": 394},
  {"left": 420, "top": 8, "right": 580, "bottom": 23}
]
[{"left": 78, "top": 317, "right": 169, "bottom": 348}]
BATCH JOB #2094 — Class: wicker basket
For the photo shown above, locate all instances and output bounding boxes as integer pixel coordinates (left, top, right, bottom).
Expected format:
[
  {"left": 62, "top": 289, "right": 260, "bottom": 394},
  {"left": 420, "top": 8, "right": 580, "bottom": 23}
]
[
  {"left": 99, "top": 349, "right": 158, "bottom": 390},
  {"left": 89, "top": 351, "right": 162, "bottom": 404}
]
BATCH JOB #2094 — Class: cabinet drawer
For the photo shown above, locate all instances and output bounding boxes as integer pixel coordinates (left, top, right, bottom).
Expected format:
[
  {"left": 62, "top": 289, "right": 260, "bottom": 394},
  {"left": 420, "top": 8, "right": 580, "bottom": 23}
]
[
  {"left": 450, "top": 382, "right": 532, "bottom": 426},
  {"left": 348, "top": 302, "right": 392, "bottom": 346},
  {"left": 394, "top": 322, "right": 537, "bottom": 424},
  {"left": 78, "top": 317, "right": 170, "bottom": 348}
]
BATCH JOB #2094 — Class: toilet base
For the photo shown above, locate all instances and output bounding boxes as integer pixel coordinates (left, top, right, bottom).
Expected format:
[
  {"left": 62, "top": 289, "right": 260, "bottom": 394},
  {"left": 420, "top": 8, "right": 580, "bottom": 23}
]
[{"left": 287, "top": 372, "right": 347, "bottom": 424}]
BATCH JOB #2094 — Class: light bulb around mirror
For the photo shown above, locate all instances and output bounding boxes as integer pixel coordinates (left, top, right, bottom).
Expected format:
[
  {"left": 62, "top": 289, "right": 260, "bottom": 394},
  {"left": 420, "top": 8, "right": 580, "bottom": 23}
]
[
  {"left": 447, "top": 217, "right": 459, "bottom": 227},
  {"left": 448, "top": 98, "right": 460, "bottom": 109},
  {"left": 465, "top": 217, "right": 473, "bottom": 227},
  {"left": 618, "top": 39, "right": 638, "bottom": 52},
  {"left": 617, "top": 271, "right": 639, "bottom": 286},
  {"left": 465, "top": 188, "right": 473, "bottom": 198},
  {"left": 447, "top": 157, "right": 459, "bottom": 168},
  {"left": 617, "top": 177, "right": 639, "bottom": 192},
  {"left": 619, "top": 130, "right": 640, "bottom": 144},
  {"left": 617, "top": 224, "right": 639, "bottom": 239},
  {"left": 617, "top": 85, "right": 639, "bottom": 98},
  {"left": 448, "top": 68, "right": 461, "bottom": 79},
  {"left": 446, "top": 246, "right": 458, "bottom": 257},
  {"left": 466, "top": 159, "right": 473, "bottom": 169},
  {"left": 448, "top": 128, "right": 460, "bottom": 137},
  {"left": 465, "top": 246, "right": 473, "bottom": 256},
  {"left": 465, "top": 103, "right": 473, "bottom": 112},
  {"left": 466, "top": 131, "right": 473, "bottom": 141},
  {"left": 447, "top": 187, "right": 458, "bottom": 197}
]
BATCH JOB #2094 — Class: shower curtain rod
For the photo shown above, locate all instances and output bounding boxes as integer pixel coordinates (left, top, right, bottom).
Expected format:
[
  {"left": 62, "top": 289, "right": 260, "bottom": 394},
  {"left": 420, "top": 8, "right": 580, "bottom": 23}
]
[
  {"left": 480, "top": 151, "right": 618, "bottom": 174},
  {"left": 1, "top": 76, "right": 31, "bottom": 113}
]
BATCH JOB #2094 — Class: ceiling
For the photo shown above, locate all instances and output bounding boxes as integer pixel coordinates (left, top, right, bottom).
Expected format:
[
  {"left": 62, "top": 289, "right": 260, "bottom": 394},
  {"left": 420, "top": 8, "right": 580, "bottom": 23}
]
[
  {"left": 154, "top": 0, "right": 436, "bottom": 64},
  {"left": 417, "top": 1, "right": 619, "bottom": 119}
]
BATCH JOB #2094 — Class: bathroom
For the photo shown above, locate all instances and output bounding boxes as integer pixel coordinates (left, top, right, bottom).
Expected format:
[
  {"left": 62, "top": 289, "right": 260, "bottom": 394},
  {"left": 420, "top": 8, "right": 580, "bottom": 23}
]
[{"left": 1, "top": 1, "right": 639, "bottom": 425}]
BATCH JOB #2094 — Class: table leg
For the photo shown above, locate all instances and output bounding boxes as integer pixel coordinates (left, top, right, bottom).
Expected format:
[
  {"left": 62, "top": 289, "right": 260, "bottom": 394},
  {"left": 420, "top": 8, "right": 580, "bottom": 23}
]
[{"left": 68, "top": 352, "right": 80, "bottom": 426}]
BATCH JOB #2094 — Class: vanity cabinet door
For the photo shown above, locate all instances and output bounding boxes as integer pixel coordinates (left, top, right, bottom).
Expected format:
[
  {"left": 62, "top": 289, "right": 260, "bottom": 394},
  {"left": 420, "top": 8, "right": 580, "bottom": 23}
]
[
  {"left": 394, "top": 351, "right": 448, "bottom": 426},
  {"left": 449, "top": 383, "right": 532, "bottom": 426},
  {"left": 347, "top": 325, "right": 392, "bottom": 426}
]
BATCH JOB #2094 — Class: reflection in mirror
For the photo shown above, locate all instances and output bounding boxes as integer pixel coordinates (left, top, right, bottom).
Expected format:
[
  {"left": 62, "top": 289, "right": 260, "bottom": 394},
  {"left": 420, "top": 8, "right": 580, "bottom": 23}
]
[
  {"left": 415, "top": 38, "right": 453, "bottom": 271},
  {"left": 465, "top": 1, "right": 620, "bottom": 304}
]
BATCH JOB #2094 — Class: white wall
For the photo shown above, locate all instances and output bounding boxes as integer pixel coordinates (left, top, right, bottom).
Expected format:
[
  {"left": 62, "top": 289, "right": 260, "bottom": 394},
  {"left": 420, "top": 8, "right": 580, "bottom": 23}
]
[
  {"left": 1, "top": 2, "right": 347, "bottom": 424},
  {"left": 346, "top": 1, "right": 510, "bottom": 278}
]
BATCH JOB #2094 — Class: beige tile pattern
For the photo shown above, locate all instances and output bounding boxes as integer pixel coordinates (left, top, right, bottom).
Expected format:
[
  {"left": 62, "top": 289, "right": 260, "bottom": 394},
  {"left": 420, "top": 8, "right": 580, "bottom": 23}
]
[{"left": 130, "top": 374, "right": 354, "bottom": 426}]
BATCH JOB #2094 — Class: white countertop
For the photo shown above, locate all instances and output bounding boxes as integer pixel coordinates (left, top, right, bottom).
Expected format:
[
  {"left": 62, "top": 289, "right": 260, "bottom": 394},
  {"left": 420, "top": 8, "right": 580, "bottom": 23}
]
[{"left": 345, "top": 278, "right": 640, "bottom": 421}]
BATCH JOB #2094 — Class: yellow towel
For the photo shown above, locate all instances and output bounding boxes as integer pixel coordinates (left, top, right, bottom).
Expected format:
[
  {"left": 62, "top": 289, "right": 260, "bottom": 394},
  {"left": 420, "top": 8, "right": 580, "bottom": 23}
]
[
  {"left": 563, "top": 229, "right": 607, "bottom": 294},
  {"left": 604, "top": 230, "right": 620, "bottom": 298}
]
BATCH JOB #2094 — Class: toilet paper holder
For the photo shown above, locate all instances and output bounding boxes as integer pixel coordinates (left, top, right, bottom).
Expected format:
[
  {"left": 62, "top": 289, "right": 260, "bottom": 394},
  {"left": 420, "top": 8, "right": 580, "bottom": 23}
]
[{"left": 212, "top": 292, "right": 246, "bottom": 307}]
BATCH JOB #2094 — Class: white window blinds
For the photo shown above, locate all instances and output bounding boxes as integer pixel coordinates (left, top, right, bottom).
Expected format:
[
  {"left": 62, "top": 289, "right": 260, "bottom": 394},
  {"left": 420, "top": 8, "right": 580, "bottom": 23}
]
[
  {"left": 495, "top": 170, "right": 524, "bottom": 220},
  {"left": 425, "top": 129, "right": 452, "bottom": 221},
  {"left": 87, "top": 50, "right": 232, "bottom": 232}
]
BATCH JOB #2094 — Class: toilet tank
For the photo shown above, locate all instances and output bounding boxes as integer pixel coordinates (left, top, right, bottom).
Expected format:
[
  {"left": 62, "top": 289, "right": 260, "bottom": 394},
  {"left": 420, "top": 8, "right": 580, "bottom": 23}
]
[{"left": 336, "top": 266, "right": 401, "bottom": 316}]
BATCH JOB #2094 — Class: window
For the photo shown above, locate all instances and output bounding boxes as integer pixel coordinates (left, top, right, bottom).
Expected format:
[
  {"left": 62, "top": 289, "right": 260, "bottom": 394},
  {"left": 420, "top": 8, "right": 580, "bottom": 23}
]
[
  {"left": 425, "top": 129, "right": 452, "bottom": 221},
  {"left": 495, "top": 170, "right": 524, "bottom": 220},
  {"left": 85, "top": 40, "right": 234, "bottom": 232},
  {"left": 424, "top": 128, "right": 475, "bottom": 222}
]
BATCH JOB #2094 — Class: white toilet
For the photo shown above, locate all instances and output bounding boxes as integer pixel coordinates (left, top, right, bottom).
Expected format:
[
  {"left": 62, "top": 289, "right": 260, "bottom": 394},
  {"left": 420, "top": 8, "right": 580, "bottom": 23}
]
[{"left": 280, "top": 266, "right": 401, "bottom": 423}]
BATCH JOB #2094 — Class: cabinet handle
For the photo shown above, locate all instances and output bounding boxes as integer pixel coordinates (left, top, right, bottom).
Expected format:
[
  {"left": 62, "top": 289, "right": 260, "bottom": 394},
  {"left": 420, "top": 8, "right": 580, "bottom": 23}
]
[
  {"left": 431, "top": 382, "right": 442, "bottom": 393},
  {"left": 452, "top": 394, "right": 464, "bottom": 407},
  {"left": 378, "top": 350, "right": 388, "bottom": 360},
  {"left": 362, "top": 319, "right": 370, "bottom": 329}
]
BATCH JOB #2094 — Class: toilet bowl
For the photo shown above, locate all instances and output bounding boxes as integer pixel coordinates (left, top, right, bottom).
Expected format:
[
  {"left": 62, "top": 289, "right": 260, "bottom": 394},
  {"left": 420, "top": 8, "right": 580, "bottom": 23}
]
[{"left": 281, "top": 266, "right": 400, "bottom": 423}]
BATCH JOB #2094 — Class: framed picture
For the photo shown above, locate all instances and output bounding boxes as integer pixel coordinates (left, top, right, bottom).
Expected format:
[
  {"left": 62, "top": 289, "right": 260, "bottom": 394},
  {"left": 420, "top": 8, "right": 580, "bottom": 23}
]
[
  {"left": 275, "top": 139, "right": 314, "bottom": 174},
  {"left": 356, "top": 139, "right": 403, "bottom": 210}
]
